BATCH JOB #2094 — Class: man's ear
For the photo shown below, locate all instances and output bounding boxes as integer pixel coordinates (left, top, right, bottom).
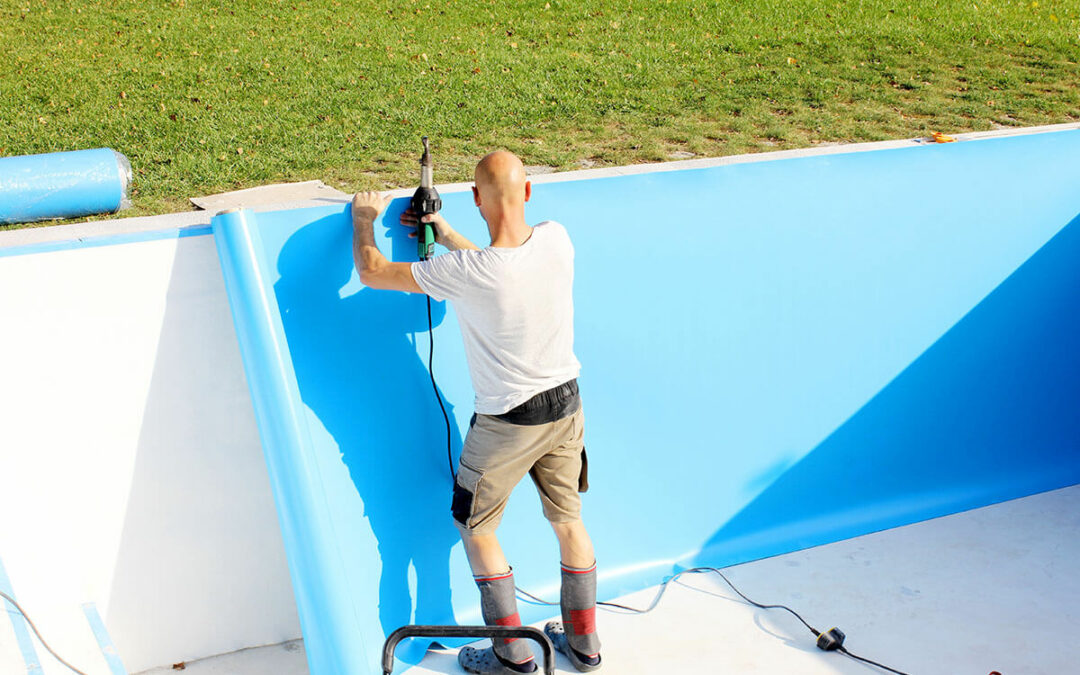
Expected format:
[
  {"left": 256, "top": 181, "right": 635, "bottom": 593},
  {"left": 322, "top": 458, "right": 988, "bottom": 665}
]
[
  {"left": 524, "top": 181, "right": 532, "bottom": 202},
  {"left": 472, "top": 185, "right": 481, "bottom": 207}
]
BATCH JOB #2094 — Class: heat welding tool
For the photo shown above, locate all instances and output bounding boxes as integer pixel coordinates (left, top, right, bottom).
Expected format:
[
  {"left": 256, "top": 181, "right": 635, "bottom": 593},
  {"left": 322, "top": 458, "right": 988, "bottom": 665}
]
[
  {"left": 411, "top": 136, "right": 442, "bottom": 261},
  {"left": 411, "top": 135, "right": 455, "bottom": 479}
]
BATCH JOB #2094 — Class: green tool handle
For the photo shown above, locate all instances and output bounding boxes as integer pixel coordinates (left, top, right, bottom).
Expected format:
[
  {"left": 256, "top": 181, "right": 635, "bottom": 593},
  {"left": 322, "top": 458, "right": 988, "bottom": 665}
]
[{"left": 417, "top": 218, "right": 436, "bottom": 260}]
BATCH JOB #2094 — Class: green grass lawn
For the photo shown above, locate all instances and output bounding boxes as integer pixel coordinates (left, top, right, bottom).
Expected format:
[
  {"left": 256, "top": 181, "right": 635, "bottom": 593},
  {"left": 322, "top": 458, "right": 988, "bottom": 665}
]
[{"left": 1, "top": 0, "right": 1078, "bottom": 227}]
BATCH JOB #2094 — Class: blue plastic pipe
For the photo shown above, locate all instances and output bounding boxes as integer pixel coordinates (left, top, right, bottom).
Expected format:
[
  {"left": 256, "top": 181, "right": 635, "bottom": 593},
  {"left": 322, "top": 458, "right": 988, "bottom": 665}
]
[{"left": 0, "top": 148, "right": 132, "bottom": 225}]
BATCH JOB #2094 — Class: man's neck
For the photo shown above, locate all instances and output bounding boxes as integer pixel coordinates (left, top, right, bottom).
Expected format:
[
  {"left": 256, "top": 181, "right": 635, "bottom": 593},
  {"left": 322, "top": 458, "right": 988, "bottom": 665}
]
[{"left": 487, "top": 214, "right": 533, "bottom": 248}]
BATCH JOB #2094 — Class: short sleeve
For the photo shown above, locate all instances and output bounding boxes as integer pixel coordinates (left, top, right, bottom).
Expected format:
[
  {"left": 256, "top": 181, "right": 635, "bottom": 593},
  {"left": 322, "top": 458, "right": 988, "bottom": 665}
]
[
  {"left": 557, "top": 222, "right": 575, "bottom": 260},
  {"left": 410, "top": 250, "right": 473, "bottom": 302},
  {"left": 537, "top": 220, "right": 573, "bottom": 260}
]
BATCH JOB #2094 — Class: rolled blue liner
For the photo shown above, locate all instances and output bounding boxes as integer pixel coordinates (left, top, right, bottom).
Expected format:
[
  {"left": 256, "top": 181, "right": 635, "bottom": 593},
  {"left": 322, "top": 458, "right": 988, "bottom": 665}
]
[
  {"left": 212, "top": 208, "right": 376, "bottom": 675},
  {"left": 0, "top": 148, "right": 132, "bottom": 225}
]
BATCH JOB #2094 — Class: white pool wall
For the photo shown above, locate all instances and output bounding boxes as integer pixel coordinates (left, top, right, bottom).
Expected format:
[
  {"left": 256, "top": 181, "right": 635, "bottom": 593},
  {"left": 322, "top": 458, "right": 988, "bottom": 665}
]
[{"left": 0, "top": 234, "right": 300, "bottom": 672}]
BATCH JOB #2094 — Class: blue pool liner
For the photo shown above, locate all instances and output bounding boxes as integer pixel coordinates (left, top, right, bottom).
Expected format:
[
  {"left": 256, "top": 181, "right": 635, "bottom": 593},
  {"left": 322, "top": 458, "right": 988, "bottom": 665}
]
[
  {"left": 212, "top": 130, "right": 1080, "bottom": 675},
  {"left": 0, "top": 148, "right": 132, "bottom": 225}
]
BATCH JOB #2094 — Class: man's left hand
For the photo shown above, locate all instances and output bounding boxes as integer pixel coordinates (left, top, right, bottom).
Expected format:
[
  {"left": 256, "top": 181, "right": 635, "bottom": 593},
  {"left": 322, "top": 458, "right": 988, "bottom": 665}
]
[{"left": 351, "top": 191, "right": 391, "bottom": 227}]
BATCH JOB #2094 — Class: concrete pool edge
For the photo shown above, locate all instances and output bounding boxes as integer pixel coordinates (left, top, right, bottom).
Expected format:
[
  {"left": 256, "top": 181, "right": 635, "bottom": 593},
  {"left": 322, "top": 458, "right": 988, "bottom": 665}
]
[{"left": 2, "top": 120, "right": 1078, "bottom": 256}]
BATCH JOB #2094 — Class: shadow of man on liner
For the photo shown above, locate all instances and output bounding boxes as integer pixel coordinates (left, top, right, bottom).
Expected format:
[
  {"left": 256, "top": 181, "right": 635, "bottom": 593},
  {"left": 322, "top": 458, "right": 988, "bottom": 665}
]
[{"left": 274, "top": 202, "right": 463, "bottom": 638}]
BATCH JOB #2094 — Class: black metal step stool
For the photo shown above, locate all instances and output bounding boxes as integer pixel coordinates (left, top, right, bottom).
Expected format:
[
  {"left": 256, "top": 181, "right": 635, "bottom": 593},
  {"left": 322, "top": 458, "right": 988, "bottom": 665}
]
[{"left": 382, "top": 624, "right": 556, "bottom": 675}]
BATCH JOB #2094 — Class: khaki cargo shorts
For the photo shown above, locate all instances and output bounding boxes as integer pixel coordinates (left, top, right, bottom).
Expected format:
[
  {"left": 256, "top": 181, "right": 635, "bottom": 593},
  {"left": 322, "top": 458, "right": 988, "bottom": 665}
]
[{"left": 452, "top": 406, "right": 588, "bottom": 536}]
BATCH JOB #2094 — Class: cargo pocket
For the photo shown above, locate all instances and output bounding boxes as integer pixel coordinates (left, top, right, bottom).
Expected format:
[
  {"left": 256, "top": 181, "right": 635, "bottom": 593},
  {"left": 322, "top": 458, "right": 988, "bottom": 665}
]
[
  {"left": 578, "top": 446, "right": 589, "bottom": 493},
  {"left": 572, "top": 409, "right": 588, "bottom": 493},
  {"left": 452, "top": 461, "right": 483, "bottom": 527}
]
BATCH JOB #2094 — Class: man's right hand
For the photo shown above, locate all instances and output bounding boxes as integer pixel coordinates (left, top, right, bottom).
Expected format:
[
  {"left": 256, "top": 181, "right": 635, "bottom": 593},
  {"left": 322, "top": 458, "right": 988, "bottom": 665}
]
[
  {"left": 400, "top": 208, "right": 478, "bottom": 251},
  {"left": 400, "top": 207, "right": 450, "bottom": 242},
  {"left": 401, "top": 206, "right": 481, "bottom": 251}
]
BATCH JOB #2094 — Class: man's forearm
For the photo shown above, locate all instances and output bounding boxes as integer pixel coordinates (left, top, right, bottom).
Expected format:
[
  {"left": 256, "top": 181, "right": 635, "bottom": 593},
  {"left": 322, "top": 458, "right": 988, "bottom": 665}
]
[
  {"left": 440, "top": 226, "right": 480, "bottom": 252},
  {"left": 353, "top": 216, "right": 388, "bottom": 277},
  {"left": 349, "top": 191, "right": 423, "bottom": 293}
]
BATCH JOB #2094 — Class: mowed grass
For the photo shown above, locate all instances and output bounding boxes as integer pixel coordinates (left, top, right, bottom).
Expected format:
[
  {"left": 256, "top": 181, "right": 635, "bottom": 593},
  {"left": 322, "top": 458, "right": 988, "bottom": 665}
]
[{"left": 1, "top": 0, "right": 1078, "bottom": 226}]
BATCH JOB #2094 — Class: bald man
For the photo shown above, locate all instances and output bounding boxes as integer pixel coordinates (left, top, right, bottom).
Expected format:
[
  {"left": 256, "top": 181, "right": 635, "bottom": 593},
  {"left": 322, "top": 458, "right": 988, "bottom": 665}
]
[{"left": 351, "top": 151, "right": 602, "bottom": 674}]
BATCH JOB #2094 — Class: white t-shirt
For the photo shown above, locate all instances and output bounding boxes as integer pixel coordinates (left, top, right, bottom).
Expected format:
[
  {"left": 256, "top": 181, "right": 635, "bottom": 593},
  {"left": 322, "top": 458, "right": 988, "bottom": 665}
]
[{"left": 410, "top": 220, "right": 581, "bottom": 415}]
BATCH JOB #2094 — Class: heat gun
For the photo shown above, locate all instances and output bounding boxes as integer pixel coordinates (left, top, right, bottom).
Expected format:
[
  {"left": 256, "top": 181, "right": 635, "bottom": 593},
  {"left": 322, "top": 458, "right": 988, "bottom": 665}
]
[{"left": 411, "top": 136, "right": 442, "bottom": 261}]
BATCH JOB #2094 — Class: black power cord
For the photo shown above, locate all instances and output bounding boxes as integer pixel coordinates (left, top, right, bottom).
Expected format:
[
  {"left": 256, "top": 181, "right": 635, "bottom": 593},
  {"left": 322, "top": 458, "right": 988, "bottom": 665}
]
[
  {"left": 696, "top": 568, "right": 910, "bottom": 675},
  {"left": 422, "top": 320, "right": 911, "bottom": 675},
  {"left": 0, "top": 589, "right": 91, "bottom": 675},
  {"left": 518, "top": 568, "right": 910, "bottom": 675},
  {"left": 426, "top": 295, "right": 455, "bottom": 480}
]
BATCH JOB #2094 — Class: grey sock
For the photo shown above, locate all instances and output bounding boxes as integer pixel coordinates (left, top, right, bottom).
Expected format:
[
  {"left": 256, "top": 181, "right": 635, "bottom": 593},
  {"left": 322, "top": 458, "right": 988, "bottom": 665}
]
[
  {"left": 475, "top": 569, "right": 535, "bottom": 667},
  {"left": 560, "top": 562, "right": 601, "bottom": 658}
]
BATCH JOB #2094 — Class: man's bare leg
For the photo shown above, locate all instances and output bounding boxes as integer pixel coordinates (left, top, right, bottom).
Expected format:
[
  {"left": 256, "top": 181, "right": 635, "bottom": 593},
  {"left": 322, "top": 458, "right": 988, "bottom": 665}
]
[
  {"left": 550, "top": 519, "right": 595, "bottom": 569},
  {"left": 461, "top": 532, "right": 510, "bottom": 576}
]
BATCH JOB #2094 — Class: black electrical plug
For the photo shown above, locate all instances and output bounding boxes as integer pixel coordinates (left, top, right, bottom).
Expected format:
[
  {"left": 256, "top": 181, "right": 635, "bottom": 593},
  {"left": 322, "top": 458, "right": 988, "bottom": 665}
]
[{"left": 816, "top": 627, "right": 846, "bottom": 651}]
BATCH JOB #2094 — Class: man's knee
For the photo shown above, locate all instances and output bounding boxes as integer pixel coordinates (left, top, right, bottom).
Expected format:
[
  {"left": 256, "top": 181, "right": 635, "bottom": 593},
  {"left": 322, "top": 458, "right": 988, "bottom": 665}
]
[
  {"left": 460, "top": 530, "right": 499, "bottom": 552},
  {"left": 550, "top": 518, "right": 588, "bottom": 539},
  {"left": 459, "top": 530, "right": 510, "bottom": 577}
]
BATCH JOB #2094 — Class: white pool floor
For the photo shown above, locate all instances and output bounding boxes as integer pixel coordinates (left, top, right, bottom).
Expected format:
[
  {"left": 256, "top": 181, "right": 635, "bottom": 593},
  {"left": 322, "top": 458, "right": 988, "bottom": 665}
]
[
  {"left": 2, "top": 484, "right": 1073, "bottom": 675},
  {"left": 127, "top": 484, "right": 1080, "bottom": 675}
]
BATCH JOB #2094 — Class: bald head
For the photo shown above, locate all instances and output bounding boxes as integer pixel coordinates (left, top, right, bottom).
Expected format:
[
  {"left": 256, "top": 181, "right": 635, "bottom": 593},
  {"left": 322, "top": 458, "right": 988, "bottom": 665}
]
[{"left": 474, "top": 150, "right": 528, "bottom": 205}]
